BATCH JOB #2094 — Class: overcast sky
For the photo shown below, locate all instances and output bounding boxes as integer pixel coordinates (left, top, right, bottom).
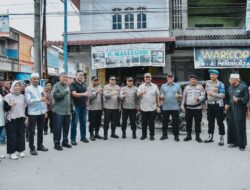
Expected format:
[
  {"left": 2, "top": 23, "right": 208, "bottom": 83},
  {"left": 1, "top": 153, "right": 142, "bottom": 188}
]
[{"left": 0, "top": 0, "right": 80, "bottom": 40}]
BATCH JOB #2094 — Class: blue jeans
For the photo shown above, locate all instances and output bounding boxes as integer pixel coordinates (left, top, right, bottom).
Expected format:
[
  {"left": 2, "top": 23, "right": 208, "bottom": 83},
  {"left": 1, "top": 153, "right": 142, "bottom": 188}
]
[
  {"left": 71, "top": 106, "right": 87, "bottom": 141},
  {"left": 0, "top": 126, "right": 6, "bottom": 144}
]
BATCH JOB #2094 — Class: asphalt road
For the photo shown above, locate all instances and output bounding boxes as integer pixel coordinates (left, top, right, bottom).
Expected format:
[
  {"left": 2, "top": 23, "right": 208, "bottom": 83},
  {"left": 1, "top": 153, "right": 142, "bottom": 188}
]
[{"left": 0, "top": 120, "right": 250, "bottom": 190}]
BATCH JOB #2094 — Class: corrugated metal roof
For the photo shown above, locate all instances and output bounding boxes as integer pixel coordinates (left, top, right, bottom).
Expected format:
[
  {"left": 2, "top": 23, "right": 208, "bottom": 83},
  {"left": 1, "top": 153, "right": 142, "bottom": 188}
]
[
  {"left": 176, "top": 39, "right": 250, "bottom": 48},
  {"left": 44, "top": 37, "right": 176, "bottom": 47}
]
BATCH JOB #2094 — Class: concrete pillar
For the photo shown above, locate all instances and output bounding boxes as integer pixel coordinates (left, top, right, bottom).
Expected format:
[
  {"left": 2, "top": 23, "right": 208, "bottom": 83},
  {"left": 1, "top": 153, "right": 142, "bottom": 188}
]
[
  {"left": 163, "top": 53, "right": 172, "bottom": 74},
  {"left": 182, "top": 0, "right": 188, "bottom": 29}
]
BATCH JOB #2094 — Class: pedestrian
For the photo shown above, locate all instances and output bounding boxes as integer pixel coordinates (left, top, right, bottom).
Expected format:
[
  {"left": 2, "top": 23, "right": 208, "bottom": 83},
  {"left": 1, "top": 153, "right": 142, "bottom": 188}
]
[
  {"left": 181, "top": 75, "right": 205, "bottom": 143},
  {"left": 160, "top": 73, "right": 182, "bottom": 142},
  {"left": 0, "top": 93, "right": 6, "bottom": 160},
  {"left": 0, "top": 93, "right": 6, "bottom": 145},
  {"left": 1, "top": 81, "right": 10, "bottom": 97},
  {"left": 0, "top": 81, "right": 9, "bottom": 145},
  {"left": 204, "top": 69, "right": 226, "bottom": 146},
  {"left": 25, "top": 73, "right": 48, "bottom": 156},
  {"left": 3, "top": 81, "right": 26, "bottom": 159},
  {"left": 225, "top": 73, "right": 249, "bottom": 151},
  {"left": 20, "top": 81, "right": 29, "bottom": 141},
  {"left": 20, "top": 81, "right": 27, "bottom": 95},
  {"left": 88, "top": 76, "right": 103, "bottom": 141},
  {"left": 103, "top": 76, "right": 120, "bottom": 140},
  {"left": 44, "top": 82, "right": 53, "bottom": 134},
  {"left": 51, "top": 72, "right": 72, "bottom": 151},
  {"left": 247, "top": 86, "right": 250, "bottom": 119},
  {"left": 70, "top": 70, "right": 90, "bottom": 145},
  {"left": 137, "top": 73, "right": 161, "bottom": 141},
  {"left": 119, "top": 77, "right": 138, "bottom": 139}
]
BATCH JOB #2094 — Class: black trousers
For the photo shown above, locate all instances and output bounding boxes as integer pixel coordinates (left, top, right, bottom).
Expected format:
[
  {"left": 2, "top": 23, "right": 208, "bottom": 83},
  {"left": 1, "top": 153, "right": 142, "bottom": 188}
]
[
  {"left": 6, "top": 118, "right": 25, "bottom": 154},
  {"left": 141, "top": 111, "right": 155, "bottom": 137},
  {"left": 44, "top": 111, "right": 53, "bottom": 132},
  {"left": 103, "top": 109, "right": 118, "bottom": 133},
  {"left": 53, "top": 113, "right": 70, "bottom": 146},
  {"left": 207, "top": 104, "right": 225, "bottom": 135},
  {"left": 121, "top": 109, "right": 137, "bottom": 132},
  {"left": 88, "top": 110, "right": 102, "bottom": 135},
  {"left": 185, "top": 108, "right": 202, "bottom": 134},
  {"left": 117, "top": 111, "right": 121, "bottom": 126},
  {"left": 162, "top": 110, "right": 179, "bottom": 137},
  {"left": 28, "top": 114, "right": 45, "bottom": 150}
]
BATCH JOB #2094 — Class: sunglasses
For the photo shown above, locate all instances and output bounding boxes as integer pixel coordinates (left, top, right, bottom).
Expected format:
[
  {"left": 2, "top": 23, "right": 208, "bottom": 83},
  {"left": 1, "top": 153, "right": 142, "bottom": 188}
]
[
  {"left": 127, "top": 80, "right": 133, "bottom": 82},
  {"left": 167, "top": 75, "right": 173, "bottom": 78},
  {"left": 145, "top": 76, "right": 151, "bottom": 78}
]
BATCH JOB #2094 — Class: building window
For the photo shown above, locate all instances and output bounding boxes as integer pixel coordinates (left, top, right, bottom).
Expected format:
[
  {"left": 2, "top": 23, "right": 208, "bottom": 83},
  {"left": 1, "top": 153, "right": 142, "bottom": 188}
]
[
  {"left": 125, "top": 7, "right": 134, "bottom": 29},
  {"left": 137, "top": 6, "right": 147, "bottom": 29},
  {"left": 172, "top": 0, "right": 182, "bottom": 29},
  {"left": 112, "top": 8, "right": 122, "bottom": 30}
]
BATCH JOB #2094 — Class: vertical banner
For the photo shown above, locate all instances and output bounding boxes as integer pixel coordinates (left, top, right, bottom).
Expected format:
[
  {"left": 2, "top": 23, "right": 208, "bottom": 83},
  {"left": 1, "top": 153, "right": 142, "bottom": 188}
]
[
  {"left": 19, "top": 35, "right": 34, "bottom": 73},
  {"left": 247, "top": 0, "right": 250, "bottom": 32},
  {"left": 47, "top": 48, "right": 59, "bottom": 68},
  {"left": 0, "top": 14, "right": 9, "bottom": 37},
  {"left": 47, "top": 48, "right": 59, "bottom": 76}
]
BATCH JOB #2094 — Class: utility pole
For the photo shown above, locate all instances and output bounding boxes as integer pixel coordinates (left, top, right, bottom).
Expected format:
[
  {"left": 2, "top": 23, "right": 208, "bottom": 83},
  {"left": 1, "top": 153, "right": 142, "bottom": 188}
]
[
  {"left": 42, "top": 0, "right": 47, "bottom": 78},
  {"left": 64, "top": 0, "right": 68, "bottom": 74},
  {"left": 34, "top": 0, "right": 42, "bottom": 76}
]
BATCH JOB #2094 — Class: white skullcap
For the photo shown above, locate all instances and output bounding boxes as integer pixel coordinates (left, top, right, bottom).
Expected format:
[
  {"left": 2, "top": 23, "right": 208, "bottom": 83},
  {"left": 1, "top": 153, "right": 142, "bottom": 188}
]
[
  {"left": 230, "top": 73, "right": 240, "bottom": 79},
  {"left": 30, "top": 73, "right": 40, "bottom": 78}
]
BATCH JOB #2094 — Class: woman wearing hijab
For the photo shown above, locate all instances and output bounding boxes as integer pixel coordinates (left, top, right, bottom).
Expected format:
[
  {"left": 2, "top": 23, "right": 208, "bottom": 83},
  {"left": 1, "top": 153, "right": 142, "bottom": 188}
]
[{"left": 4, "top": 81, "right": 27, "bottom": 160}]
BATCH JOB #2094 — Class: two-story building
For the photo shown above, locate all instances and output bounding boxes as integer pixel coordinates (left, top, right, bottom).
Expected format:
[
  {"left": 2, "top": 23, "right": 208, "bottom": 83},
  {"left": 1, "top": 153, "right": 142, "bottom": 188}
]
[
  {"left": 46, "top": 0, "right": 175, "bottom": 85},
  {"left": 0, "top": 27, "right": 34, "bottom": 81},
  {"left": 46, "top": 0, "right": 250, "bottom": 85},
  {"left": 170, "top": 0, "right": 250, "bottom": 84}
]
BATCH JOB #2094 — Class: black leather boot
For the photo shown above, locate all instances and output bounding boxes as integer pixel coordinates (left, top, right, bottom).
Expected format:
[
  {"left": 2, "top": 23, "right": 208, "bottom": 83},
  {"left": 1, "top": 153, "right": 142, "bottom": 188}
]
[
  {"left": 204, "top": 134, "right": 214, "bottom": 143},
  {"left": 122, "top": 130, "right": 126, "bottom": 139},
  {"left": 103, "top": 130, "right": 108, "bottom": 140},
  {"left": 95, "top": 133, "right": 103, "bottom": 139},
  {"left": 195, "top": 133, "right": 202, "bottom": 143},
  {"left": 90, "top": 132, "right": 96, "bottom": 141},
  {"left": 111, "top": 129, "right": 119, "bottom": 138},
  {"left": 218, "top": 135, "right": 224, "bottom": 146},
  {"left": 183, "top": 134, "right": 192, "bottom": 141},
  {"left": 132, "top": 130, "right": 137, "bottom": 139}
]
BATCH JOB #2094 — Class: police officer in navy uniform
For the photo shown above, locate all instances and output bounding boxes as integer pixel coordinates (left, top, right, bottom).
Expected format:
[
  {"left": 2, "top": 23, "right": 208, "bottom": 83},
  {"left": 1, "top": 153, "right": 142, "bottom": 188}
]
[
  {"left": 181, "top": 75, "right": 205, "bottom": 143},
  {"left": 204, "top": 69, "right": 225, "bottom": 146}
]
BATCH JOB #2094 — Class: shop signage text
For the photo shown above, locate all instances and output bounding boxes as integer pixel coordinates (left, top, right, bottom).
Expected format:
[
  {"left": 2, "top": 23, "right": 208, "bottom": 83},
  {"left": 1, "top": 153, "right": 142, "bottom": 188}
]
[
  {"left": 91, "top": 43, "right": 165, "bottom": 69},
  {"left": 194, "top": 48, "right": 250, "bottom": 68}
]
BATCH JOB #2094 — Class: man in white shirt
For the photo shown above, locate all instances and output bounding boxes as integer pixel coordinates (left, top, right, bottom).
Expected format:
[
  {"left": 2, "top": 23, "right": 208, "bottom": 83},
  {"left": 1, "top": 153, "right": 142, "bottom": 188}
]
[
  {"left": 25, "top": 73, "right": 48, "bottom": 156},
  {"left": 137, "top": 73, "right": 160, "bottom": 141}
]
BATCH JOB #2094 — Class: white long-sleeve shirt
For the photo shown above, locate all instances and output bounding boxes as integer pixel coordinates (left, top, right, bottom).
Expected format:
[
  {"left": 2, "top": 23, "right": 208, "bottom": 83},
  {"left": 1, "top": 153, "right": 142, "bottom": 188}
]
[{"left": 25, "top": 85, "right": 47, "bottom": 115}]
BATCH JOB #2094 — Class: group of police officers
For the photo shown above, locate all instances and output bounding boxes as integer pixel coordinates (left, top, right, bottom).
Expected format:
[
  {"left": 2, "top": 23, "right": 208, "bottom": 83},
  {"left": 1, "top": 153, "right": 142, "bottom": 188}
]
[
  {"left": 82, "top": 69, "right": 247, "bottom": 150},
  {"left": 50, "top": 69, "right": 248, "bottom": 153}
]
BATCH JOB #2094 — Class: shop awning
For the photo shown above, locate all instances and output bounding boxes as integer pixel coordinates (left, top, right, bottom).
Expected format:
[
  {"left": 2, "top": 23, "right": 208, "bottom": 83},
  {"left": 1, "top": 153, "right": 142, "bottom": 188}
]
[
  {"left": 176, "top": 39, "right": 250, "bottom": 48},
  {"left": 44, "top": 37, "right": 176, "bottom": 47}
]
